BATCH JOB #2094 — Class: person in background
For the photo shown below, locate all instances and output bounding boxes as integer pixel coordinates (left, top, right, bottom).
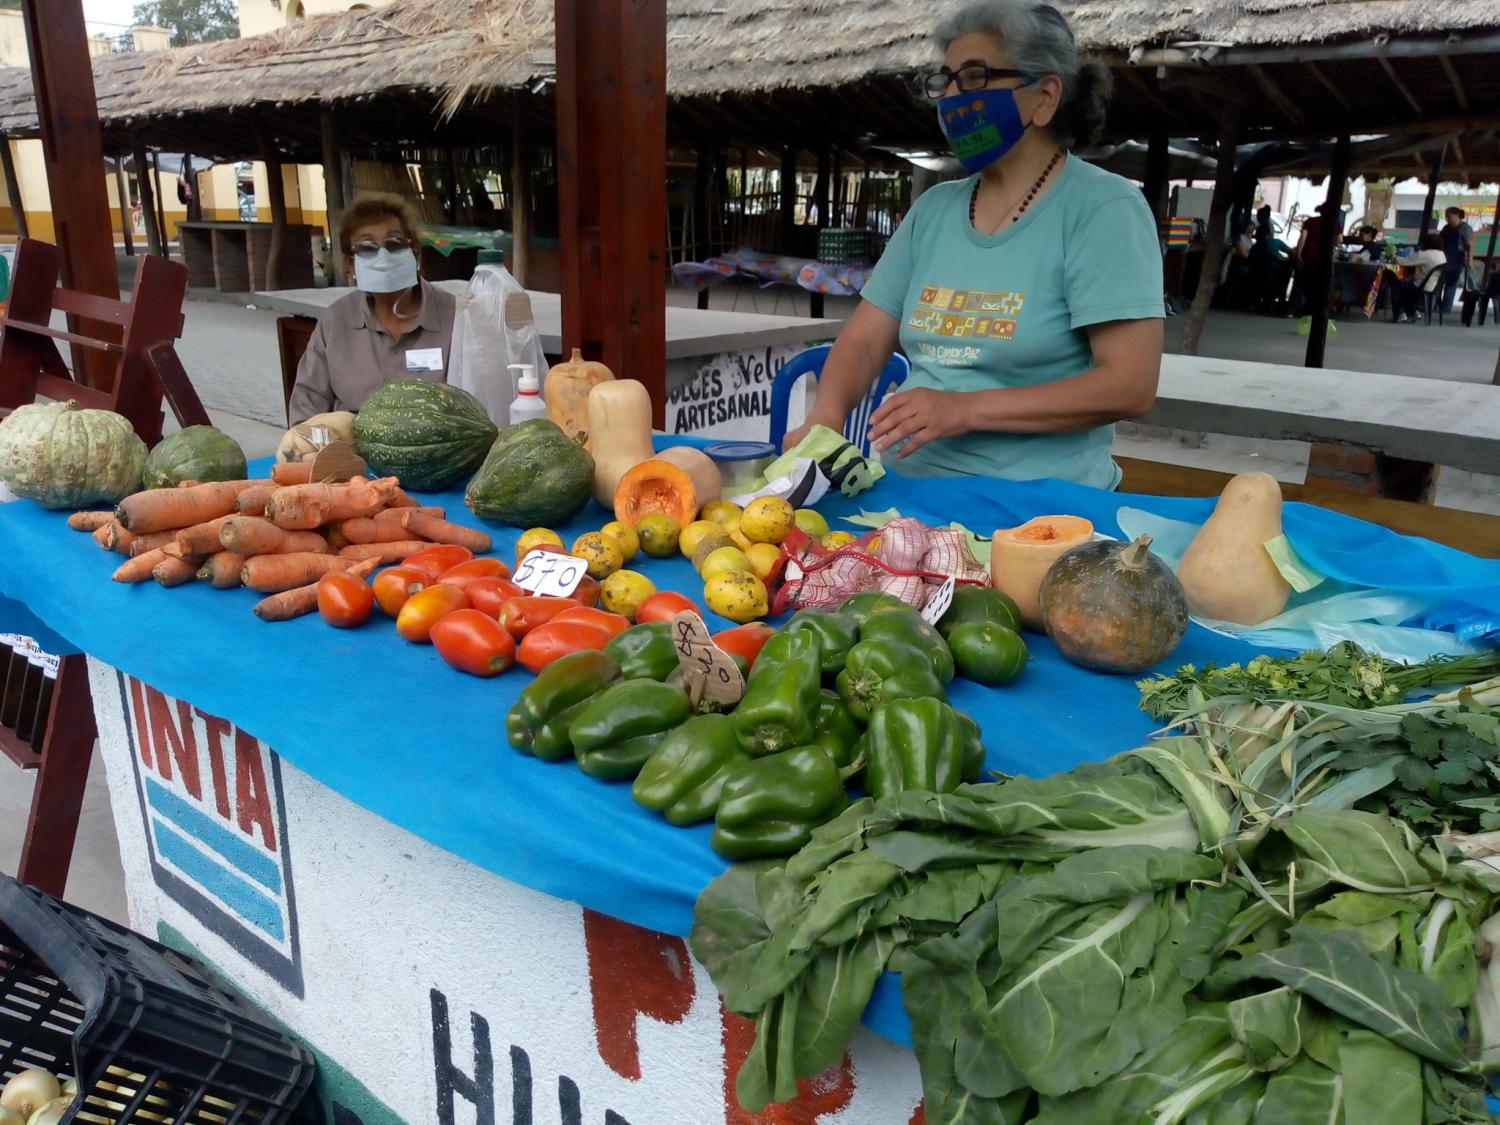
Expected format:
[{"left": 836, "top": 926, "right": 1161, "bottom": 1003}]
[
  {"left": 1390, "top": 231, "right": 1449, "bottom": 323},
  {"left": 1223, "top": 218, "right": 1257, "bottom": 309},
  {"left": 1352, "top": 224, "right": 1385, "bottom": 260},
  {"left": 1248, "top": 205, "right": 1293, "bottom": 313},
  {"left": 288, "top": 192, "right": 457, "bottom": 424},
  {"left": 1440, "top": 206, "right": 1475, "bottom": 314},
  {"left": 1290, "top": 201, "right": 1336, "bottom": 315}
]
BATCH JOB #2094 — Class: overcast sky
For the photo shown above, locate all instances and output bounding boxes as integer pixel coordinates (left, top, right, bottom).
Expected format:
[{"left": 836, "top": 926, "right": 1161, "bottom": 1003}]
[{"left": 81, "top": 0, "right": 149, "bottom": 32}]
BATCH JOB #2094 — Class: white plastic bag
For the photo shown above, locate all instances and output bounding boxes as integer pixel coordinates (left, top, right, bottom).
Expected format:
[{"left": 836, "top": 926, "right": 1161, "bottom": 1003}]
[{"left": 447, "top": 265, "right": 549, "bottom": 426}]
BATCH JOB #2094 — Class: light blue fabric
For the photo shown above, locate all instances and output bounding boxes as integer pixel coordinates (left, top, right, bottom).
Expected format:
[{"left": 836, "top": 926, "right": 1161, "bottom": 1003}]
[
  {"left": 3, "top": 451, "right": 1497, "bottom": 1050},
  {"left": 861, "top": 156, "right": 1164, "bottom": 488}
]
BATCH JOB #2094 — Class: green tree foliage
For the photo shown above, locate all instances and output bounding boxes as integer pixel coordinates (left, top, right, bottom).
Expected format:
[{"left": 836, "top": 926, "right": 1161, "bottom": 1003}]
[{"left": 130, "top": 0, "right": 239, "bottom": 46}]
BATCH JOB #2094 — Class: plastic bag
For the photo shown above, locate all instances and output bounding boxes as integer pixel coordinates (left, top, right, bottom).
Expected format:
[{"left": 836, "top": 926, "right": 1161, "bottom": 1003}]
[
  {"left": 726, "top": 424, "right": 884, "bottom": 506},
  {"left": 773, "top": 519, "right": 988, "bottom": 614},
  {"left": 447, "top": 265, "right": 549, "bottom": 425}
]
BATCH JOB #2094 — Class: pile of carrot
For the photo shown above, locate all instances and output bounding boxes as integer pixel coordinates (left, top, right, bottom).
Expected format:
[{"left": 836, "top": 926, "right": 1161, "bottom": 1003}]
[{"left": 67, "top": 461, "right": 495, "bottom": 623}]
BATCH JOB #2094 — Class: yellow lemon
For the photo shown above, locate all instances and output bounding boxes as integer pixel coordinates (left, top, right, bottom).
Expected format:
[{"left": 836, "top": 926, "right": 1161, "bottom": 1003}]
[
  {"left": 600, "top": 520, "right": 640, "bottom": 562},
  {"left": 600, "top": 569, "right": 656, "bottom": 619},
  {"left": 729, "top": 528, "right": 755, "bottom": 554},
  {"left": 700, "top": 546, "right": 752, "bottom": 581},
  {"left": 571, "top": 531, "right": 625, "bottom": 579},
  {"left": 516, "top": 527, "right": 564, "bottom": 559},
  {"left": 746, "top": 542, "right": 781, "bottom": 580},
  {"left": 793, "top": 509, "right": 829, "bottom": 538},
  {"left": 704, "top": 570, "right": 769, "bottom": 623},
  {"left": 822, "top": 530, "right": 858, "bottom": 550},
  {"left": 636, "top": 513, "right": 680, "bottom": 558},
  {"left": 700, "top": 499, "right": 742, "bottom": 526},
  {"left": 680, "top": 519, "right": 726, "bottom": 560},
  {"left": 741, "top": 496, "right": 795, "bottom": 545}
]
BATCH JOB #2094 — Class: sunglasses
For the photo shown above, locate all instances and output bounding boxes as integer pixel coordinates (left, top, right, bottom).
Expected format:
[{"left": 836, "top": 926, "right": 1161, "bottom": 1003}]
[{"left": 351, "top": 235, "right": 413, "bottom": 257}]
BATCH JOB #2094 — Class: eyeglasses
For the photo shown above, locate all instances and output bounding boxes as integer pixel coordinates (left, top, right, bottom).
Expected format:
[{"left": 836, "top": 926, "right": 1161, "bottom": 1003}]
[
  {"left": 350, "top": 235, "right": 413, "bottom": 257},
  {"left": 922, "top": 63, "right": 1032, "bottom": 100}
]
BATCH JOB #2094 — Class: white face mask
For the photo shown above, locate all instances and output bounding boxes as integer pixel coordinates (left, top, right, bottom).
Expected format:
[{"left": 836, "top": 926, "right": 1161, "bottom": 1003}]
[{"left": 353, "top": 247, "right": 419, "bottom": 294}]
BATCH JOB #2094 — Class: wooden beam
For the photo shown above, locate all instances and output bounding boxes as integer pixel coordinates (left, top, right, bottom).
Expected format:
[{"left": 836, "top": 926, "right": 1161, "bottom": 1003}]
[
  {"left": 1117, "top": 65, "right": 1189, "bottom": 128},
  {"left": 113, "top": 160, "right": 133, "bottom": 256},
  {"left": 150, "top": 151, "right": 169, "bottom": 258},
  {"left": 252, "top": 115, "right": 288, "bottom": 291},
  {"left": 1302, "top": 61, "right": 1354, "bottom": 114},
  {"left": 1143, "top": 125, "right": 1169, "bottom": 223},
  {"left": 320, "top": 107, "right": 348, "bottom": 285},
  {"left": 1439, "top": 51, "right": 1471, "bottom": 112},
  {"left": 508, "top": 93, "right": 530, "bottom": 286},
  {"left": 131, "top": 134, "right": 163, "bottom": 257},
  {"left": 1177, "top": 106, "right": 1239, "bottom": 357},
  {"left": 779, "top": 145, "right": 797, "bottom": 251},
  {"left": 1247, "top": 65, "right": 1306, "bottom": 127},
  {"left": 1420, "top": 144, "right": 1445, "bottom": 238},
  {"left": 1305, "top": 134, "right": 1350, "bottom": 370},
  {"left": 1453, "top": 136, "right": 1470, "bottom": 187},
  {"left": 0, "top": 133, "right": 28, "bottom": 240},
  {"left": 1373, "top": 48, "right": 1424, "bottom": 117}
]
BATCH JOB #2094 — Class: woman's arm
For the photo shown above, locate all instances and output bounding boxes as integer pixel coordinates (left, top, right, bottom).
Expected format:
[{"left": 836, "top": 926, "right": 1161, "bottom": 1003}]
[
  {"left": 869, "top": 318, "right": 1162, "bottom": 458},
  {"left": 286, "top": 320, "right": 335, "bottom": 426},
  {"left": 780, "top": 301, "right": 901, "bottom": 450}
]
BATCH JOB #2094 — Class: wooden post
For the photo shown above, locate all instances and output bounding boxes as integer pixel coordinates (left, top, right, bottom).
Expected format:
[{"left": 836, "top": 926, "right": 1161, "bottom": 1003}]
[
  {"left": 113, "top": 160, "right": 134, "bottom": 255},
  {"left": 253, "top": 115, "right": 288, "bottom": 291},
  {"left": 555, "top": 0, "right": 668, "bottom": 425},
  {"left": 1419, "top": 145, "right": 1445, "bottom": 239},
  {"left": 151, "top": 151, "right": 170, "bottom": 258},
  {"left": 444, "top": 145, "right": 460, "bottom": 223},
  {"left": 831, "top": 148, "right": 844, "bottom": 228},
  {"left": 132, "top": 135, "right": 163, "bottom": 257},
  {"left": 1304, "top": 134, "right": 1351, "bottom": 369},
  {"left": 1143, "top": 125, "right": 1170, "bottom": 223},
  {"left": 509, "top": 94, "right": 530, "bottom": 286},
  {"left": 1, "top": 133, "right": 27, "bottom": 239},
  {"left": 1482, "top": 179, "right": 1500, "bottom": 288},
  {"left": 693, "top": 143, "right": 711, "bottom": 260},
  {"left": 320, "top": 107, "right": 348, "bottom": 285},
  {"left": 814, "top": 144, "right": 831, "bottom": 230},
  {"left": 778, "top": 146, "right": 797, "bottom": 252},
  {"left": 1178, "top": 108, "right": 1240, "bottom": 356},
  {"left": 184, "top": 154, "right": 202, "bottom": 223}
]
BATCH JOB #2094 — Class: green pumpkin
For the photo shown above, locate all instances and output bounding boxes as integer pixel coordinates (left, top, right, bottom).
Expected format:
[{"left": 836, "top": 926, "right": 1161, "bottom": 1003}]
[
  {"left": 352, "top": 379, "right": 499, "bottom": 491},
  {"left": 0, "top": 400, "right": 147, "bottom": 509},
  {"left": 465, "top": 418, "right": 595, "bottom": 527},
  {"left": 143, "top": 425, "right": 248, "bottom": 489}
]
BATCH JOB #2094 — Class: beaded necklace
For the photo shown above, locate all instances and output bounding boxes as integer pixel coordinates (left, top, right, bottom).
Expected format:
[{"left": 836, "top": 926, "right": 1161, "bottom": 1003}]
[{"left": 969, "top": 148, "right": 1064, "bottom": 233}]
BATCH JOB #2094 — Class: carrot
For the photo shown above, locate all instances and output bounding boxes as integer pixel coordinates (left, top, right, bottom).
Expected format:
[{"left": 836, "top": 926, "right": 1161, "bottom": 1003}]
[
  {"left": 174, "top": 514, "right": 238, "bottom": 555},
  {"left": 271, "top": 461, "right": 313, "bottom": 485},
  {"left": 253, "top": 558, "right": 378, "bottom": 621},
  {"left": 69, "top": 511, "right": 114, "bottom": 532},
  {"left": 115, "top": 480, "right": 258, "bottom": 533},
  {"left": 372, "top": 505, "right": 444, "bottom": 523},
  {"left": 113, "top": 548, "right": 172, "bottom": 583},
  {"left": 235, "top": 484, "right": 278, "bottom": 517},
  {"left": 240, "top": 552, "right": 360, "bottom": 593},
  {"left": 100, "top": 520, "right": 135, "bottom": 554},
  {"left": 388, "top": 488, "right": 421, "bottom": 508},
  {"left": 338, "top": 540, "right": 429, "bottom": 565},
  {"left": 264, "top": 477, "right": 399, "bottom": 530},
  {"left": 399, "top": 511, "right": 492, "bottom": 552},
  {"left": 219, "top": 517, "right": 330, "bottom": 556},
  {"left": 127, "top": 530, "right": 178, "bottom": 558},
  {"left": 92, "top": 523, "right": 114, "bottom": 550},
  {"left": 152, "top": 555, "right": 203, "bottom": 587},
  {"left": 338, "top": 516, "right": 429, "bottom": 545},
  {"left": 197, "top": 551, "right": 248, "bottom": 589}
]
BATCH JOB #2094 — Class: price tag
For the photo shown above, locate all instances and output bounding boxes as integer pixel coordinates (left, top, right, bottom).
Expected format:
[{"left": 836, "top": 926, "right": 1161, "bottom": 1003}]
[
  {"left": 671, "top": 610, "right": 746, "bottom": 707},
  {"left": 513, "top": 549, "right": 588, "bottom": 598},
  {"left": 40, "top": 653, "right": 60, "bottom": 679},
  {"left": 920, "top": 576, "right": 957, "bottom": 627},
  {"left": 308, "top": 441, "right": 368, "bottom": 485}
]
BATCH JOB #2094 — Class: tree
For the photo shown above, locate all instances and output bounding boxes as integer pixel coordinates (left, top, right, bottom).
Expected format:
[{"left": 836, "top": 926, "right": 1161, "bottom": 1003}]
[
  {"left": 0, "top": 1, "right": 22, "bottom": 10},
  {"left": 131, "top": 0, "right": 239, "bottom": 46}
]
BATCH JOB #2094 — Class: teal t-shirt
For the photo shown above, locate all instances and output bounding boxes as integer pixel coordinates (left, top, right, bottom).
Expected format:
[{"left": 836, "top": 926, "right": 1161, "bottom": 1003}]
[{"left": 861, "top": 156, "right": 1164, "bottom": 489}]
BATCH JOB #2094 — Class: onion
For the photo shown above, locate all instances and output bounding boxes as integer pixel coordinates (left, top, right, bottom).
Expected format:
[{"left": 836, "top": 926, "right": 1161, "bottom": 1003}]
[
  {"left": 0, "top": 1106, "right": 25, "bottom": 1125},
  {"left": 876, "top": 572, "right": 927, "bottom": 607},
  {"left": 1, "top": 1072, "right": 60, "bottom": 1120},
  {"left": 25, "top": 1097, "right": 72, "bottom": 1125}
]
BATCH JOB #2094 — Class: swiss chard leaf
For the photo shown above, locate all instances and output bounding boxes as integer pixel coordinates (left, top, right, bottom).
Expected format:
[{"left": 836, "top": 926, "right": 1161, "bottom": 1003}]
[
  {"left": 1226, "top": 987, "right": 1306, "bottom": 1072},
  {"left": 1338, "top": 1029, "right": 1423, "bottom": 1125},
  {"left": 1251, "top": 1055, "right": 1343, "bottom": 1122}
]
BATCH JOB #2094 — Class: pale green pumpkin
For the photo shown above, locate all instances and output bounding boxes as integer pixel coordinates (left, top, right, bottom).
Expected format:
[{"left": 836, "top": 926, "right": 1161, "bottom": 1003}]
[{"left": 0, "top": 400, "right": 147, "bottom": 509}]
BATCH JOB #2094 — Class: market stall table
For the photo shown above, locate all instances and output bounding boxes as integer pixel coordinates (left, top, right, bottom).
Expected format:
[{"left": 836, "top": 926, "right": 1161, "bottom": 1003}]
[{"left": 4, "top": 445, "right": 1499, "bottom": 1121}]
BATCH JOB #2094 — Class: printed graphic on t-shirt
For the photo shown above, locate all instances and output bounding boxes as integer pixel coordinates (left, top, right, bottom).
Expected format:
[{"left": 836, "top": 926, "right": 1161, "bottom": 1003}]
[{"left": 907, "top": 286, "right": 1024, "bottom": 353}]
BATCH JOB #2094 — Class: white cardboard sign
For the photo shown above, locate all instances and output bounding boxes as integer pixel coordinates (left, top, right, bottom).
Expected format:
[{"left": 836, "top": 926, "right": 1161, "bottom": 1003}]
[{"left": 512, "top": 549, "right": 588, "bottom": 598}]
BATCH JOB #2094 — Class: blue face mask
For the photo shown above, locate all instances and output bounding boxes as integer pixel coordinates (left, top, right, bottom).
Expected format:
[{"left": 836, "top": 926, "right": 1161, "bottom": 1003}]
[{"left": 937, "top": 85, "right": 1030, "bottom": 175}]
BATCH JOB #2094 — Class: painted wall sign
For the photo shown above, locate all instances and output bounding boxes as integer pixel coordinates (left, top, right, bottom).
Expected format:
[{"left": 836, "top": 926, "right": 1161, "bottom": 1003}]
[{"left": 665, "top": 345, "right": 811, "bottom": 439}]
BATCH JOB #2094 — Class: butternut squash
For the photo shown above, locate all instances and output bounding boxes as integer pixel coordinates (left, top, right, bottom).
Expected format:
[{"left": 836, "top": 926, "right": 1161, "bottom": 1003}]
[
  {"left": 614, "top": 459, "right": 700, "bottom": 528},
  {"left": 545, "top": 348, "right": 614, "bottom": 452},
  {"left": 1176, "top": 471, "right": 1291, "bottom": 625},
  {"left": 654, "top": 445, "right": 723, "bottom": 509},
  {"left": 587, "top": 379, "right": 655, "bottom": 507},
  {"left": 989, "top": 515, "right": 1094, "bottom": 631}
]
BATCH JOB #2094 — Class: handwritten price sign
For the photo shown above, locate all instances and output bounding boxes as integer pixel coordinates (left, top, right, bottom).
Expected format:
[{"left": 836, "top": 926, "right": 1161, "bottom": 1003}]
[
  {"left": 513, "top": 549, "right": 588, "bottom": 598},
  {"left": 671, "top": 610, "right": 746, "bottom": 706},
  {"left": 920, "top": 576, "right": 956, "bottom": 627}
]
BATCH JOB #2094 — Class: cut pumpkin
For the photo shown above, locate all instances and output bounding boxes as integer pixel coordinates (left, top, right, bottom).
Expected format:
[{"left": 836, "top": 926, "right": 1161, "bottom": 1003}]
[
  {"left": 615, "top": 459, "right": 701, "bottom": 528},
  {"left": 654, "top": 445, "right": 723, "bottom": 509},
  {"left": 990, "top": 514, "right": 1094, "bottom": 631}
]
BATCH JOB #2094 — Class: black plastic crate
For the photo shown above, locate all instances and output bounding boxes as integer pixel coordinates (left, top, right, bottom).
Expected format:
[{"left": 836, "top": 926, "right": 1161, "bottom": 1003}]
[{"left": 0, "top": 874, "right": 314, "bottom": 1124}]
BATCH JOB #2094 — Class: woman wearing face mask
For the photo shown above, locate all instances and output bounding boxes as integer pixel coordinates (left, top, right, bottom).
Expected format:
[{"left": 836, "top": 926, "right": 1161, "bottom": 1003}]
[
  {"left": 287, "top": 192, "right": 458, "bottom": 424},
  {"left": 784, "top": 0, "right": 1164, "bottom": 489}
]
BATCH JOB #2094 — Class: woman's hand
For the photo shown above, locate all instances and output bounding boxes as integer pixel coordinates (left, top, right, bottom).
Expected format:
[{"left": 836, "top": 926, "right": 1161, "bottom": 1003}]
[{"left": 868, "top": 388, "right": 969, "bottom": 458}]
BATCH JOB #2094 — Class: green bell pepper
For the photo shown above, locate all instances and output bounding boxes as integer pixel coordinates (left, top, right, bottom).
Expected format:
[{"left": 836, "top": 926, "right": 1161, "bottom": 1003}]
[
  {"left": 731, "top": 630, "right": 822, "bottom": 756},
  {"left": 666, "top": 652, "right": 749, "bottom": 713},
  {"left": 507, "top": 649, "right": 622, "bottom": 761},
  {"left": 810, "top": 688, "right": 862, "bottom": 767},
  {"left": 710, "top": 744, "right": 852, "bottom": 861},
  {"left": 604, "top": 621, "right": 680, "bottom": 681},
  {"left": 839, "top": 589, "right": 910, "bottom": 624},
  {"left": 864, "top": 697, "right": 978, "bottom": 799},
  {"left": 957, "top": 710, "right": 987, "bottom": 783},
  {"left": 936, "top": 584, "right": 1023, "bottom": 639},
  {"left": 784, "top": 608, "right": 859, "bottom": 676},
  {"left": 632, "top": 713, "right": 751, "bottom": 826},
  {"left": 836, "top": 636, "right": 948, "bottom": 722},
  {"left": 860, "top": 607, "right": 955, "bottom": 683},
  {"left": 568, "top": 678, "right": 692, "bottom": 780},
  {"left": 946, "top": 620, "right": 1028, "bottom": 685}
]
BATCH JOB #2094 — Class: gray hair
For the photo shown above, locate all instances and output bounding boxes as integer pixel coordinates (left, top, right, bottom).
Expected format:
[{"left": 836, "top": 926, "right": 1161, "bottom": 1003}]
[{"left": 934, "top": 1, "right": 1111, "bottom": 148}]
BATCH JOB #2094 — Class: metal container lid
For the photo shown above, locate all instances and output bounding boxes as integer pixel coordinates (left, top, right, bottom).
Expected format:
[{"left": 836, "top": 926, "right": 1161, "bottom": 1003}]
[{"left": 703, "top": 440, "right": 778, "bottom": 463}]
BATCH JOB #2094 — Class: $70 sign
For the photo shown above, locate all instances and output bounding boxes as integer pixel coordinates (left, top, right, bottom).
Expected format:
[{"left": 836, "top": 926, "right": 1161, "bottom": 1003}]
[{"left": 513, "top": 549, "right": 588, "bottom": 598}]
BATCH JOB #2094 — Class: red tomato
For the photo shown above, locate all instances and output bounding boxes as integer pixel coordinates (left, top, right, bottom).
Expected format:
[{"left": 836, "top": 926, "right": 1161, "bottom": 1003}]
[
  {"left": 404, "top": 545, "right": 474, "bottom": 582},
  {"left": 436, "top": 557, "right": 512, "bottom": 590},
  {"left": 395, "top": 584, "right": 469, "bottom": 643},
  {"left": 498, "top": 596, "right": 581, "bottom": 639},
  {"left": 372, "top": 565, "right": 428, "bottom": 618},
  {"left": 635, "top": 591, "right": 701, "bottom": 624},
  {"left": 569, "top": 574, "right": 601, "bottom": 608},
  {"left": 712, "top": 623, "right": 776, "bottom": 672},
  {"left": 551, "top": 605, "right": 630, "bottom": 639},
  {"left": 466, "top": 576, "right": 526, "bottom": 618},
  {"left": 317, "top": 570, "right": 375, "bottom": 628},
  {"left": 431, "top": 609, "right": 517, "bottom": 677},
  {"left": 516, "top": 620, "right": 615, "bottom": 675}
]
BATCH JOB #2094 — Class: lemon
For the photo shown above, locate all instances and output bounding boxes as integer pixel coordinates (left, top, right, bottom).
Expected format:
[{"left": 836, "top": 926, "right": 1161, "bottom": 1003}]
[
  {"left": 636, "top": 513, "right": 680, "bottom": 558},
  {"left": 680, "top": 519, "right": 726, "bottom": 560},
  {"left": 729, "top": 527, "right": 755, "bottom": 554},
  {"left": 516, "top": 527, "right": 564, "bottom": 559},
  {"left": 689, "top": 529, "right": 735, "bottom": 571},
  {"left": 793, "top": 509, "right": 830, "bottom": 538},
  {"left": 700, "top": 545, "right": 752, "bottom": 581},
  {"left": 745, "top": 542, "right": 781, "bottom": 580},
  {"left": 600, "top": 520, "right": 640, "bottom": 562},
  {"left": 571, "top": 531, "right": 625, "bottom": 579},
  {"left": 600, "top": 569, "right": 656, "bottom": 619},
  {"left": 704, "top": 570, "right": 769, "bottom": 623},
  {"left": 741, "top": 496, "right": 795, "bottom": 545},
  {"left": 822, "top": 530, "right": 858, "bottom": 550},
  {"left": 700, "top": 499, "right": 742, "bottom": 526}
]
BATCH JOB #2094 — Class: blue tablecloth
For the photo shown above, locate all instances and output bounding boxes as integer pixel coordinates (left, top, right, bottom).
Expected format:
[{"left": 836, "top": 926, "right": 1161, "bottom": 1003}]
[{"left": 4, "top": 450, "right": 1498, "bottom": 1048}]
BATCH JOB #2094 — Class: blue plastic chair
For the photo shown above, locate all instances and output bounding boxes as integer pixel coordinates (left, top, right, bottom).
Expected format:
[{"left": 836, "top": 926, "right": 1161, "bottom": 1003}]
[{"left": 766, "top": 344, "right": 909, "bottom": 456}]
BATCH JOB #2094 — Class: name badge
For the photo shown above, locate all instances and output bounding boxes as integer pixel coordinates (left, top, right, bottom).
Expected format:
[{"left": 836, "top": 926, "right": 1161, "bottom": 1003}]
[{"left": 405, "top": 347, "right": 444, "bottom": 373}]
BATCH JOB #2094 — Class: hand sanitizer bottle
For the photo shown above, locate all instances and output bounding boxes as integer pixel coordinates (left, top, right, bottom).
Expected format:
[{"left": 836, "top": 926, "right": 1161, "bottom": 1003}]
[{"left": 508, "top": 364, "right": 548, "bottom": 427}]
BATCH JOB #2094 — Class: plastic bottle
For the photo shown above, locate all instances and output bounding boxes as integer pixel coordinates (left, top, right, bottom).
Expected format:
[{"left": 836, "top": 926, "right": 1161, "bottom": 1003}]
[{"left": 508, "top": 363, "right": 548, "bottom": 427}]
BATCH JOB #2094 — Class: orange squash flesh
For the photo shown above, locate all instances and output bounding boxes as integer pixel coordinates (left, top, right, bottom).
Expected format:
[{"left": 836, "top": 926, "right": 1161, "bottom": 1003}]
[
  {"left": 990, "top": 515, "right": 1094, "bottom": 631},
  {"left": 614, "top": 459, "right": 699, "bottom": 528}
]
